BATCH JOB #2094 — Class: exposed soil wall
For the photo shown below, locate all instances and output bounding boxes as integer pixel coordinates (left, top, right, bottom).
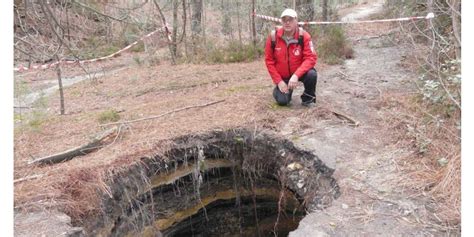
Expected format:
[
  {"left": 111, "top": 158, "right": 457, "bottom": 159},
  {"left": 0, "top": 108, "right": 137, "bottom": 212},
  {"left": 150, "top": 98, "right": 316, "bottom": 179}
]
[{"left": 84, "top": 129, "right": 340, "bottom": 236}]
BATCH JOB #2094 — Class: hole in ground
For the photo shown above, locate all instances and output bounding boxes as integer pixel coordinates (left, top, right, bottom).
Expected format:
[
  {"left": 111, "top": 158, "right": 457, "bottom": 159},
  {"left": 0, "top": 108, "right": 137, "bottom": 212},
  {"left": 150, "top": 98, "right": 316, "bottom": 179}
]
[{"left": 85, "top": 129, "right": 340, "bottom": 236}]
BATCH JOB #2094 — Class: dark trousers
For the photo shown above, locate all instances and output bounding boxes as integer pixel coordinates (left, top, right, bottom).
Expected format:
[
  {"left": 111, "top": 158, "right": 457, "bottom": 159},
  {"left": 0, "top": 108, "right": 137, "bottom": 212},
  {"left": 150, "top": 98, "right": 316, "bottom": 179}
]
[{"left": 273, "top": 68, "right": 318, "bottom": 106}]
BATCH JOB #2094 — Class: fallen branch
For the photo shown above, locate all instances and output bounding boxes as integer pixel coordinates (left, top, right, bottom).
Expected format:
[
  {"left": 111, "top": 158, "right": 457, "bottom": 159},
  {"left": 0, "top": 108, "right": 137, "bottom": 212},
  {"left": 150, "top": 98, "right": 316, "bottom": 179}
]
[
  {"left": 338, "top": 70, "right": 348, "bottom": 78},
  {"left": 337, "top": 71, "right": 357, "bottom": 82},
  {"left": 101, "top": 99, "right": 226, "bottom": 126},
  {"left": 13, "top": 174, "right": 44, "bottom": 184},
  {"left": 351, "top": 30, "right": 398, "bottom": 41},
  {"left": 297, "top": 130, "right": 317, "bottom": 137},
  {"left": 28, "top": 126, "right": 118, "bottom": 165},
  {"left": 332, "top": 110, "right": 360, "bottom": 127}
]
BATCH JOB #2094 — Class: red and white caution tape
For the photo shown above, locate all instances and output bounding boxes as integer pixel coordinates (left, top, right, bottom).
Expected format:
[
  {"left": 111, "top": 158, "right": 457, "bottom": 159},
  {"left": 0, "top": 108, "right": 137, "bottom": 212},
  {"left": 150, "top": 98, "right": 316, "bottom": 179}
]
[
  {"left": 254, "top": 13, "right": 281, "bottom": 24},
  {"left": 14, "top": 25, "right": 171, "bottom": 72},
  {"left": 254, "top": 12, "right": 435, "bottom": 25}
]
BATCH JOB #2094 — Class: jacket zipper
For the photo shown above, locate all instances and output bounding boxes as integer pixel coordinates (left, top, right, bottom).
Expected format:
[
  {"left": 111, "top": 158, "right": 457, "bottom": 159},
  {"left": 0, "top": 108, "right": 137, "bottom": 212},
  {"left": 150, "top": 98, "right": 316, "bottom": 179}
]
[{"left": 286, "top": 44, "right": 291, "bottom": 77}]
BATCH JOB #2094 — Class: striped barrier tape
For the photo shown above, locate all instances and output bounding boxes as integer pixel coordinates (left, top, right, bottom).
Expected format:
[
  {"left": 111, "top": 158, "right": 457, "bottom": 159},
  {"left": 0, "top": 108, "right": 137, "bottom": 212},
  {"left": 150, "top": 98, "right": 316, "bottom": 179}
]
[
  {"left": 14, "top": 25, "right": 171, "bottom": 72},
  {"left": 254, "top": 12, "right": 435, "bottom": 25}
]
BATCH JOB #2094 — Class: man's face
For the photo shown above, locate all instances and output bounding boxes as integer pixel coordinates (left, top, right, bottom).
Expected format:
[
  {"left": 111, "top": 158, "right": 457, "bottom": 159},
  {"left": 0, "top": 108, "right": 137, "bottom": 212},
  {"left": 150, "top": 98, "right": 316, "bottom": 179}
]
[{"left": 281, "top": 16, "right": 297, "bottom": 33}]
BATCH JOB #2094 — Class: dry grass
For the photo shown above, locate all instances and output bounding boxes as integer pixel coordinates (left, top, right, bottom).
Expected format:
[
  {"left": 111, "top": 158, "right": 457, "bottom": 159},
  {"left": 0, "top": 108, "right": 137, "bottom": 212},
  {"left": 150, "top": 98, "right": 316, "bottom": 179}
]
[
  {"left": 13, "top": 59, "right": 331, "bottom": 220},
  {"left": 380, "top": 91, "right": 461, "bottom": 227}
]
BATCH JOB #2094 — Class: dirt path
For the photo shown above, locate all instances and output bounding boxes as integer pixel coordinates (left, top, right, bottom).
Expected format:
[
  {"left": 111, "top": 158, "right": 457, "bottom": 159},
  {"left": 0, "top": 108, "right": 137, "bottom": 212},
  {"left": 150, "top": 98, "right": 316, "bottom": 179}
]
[
  {"left": 14, "top": 66, "right": 127, "bottom": 108},
  {"left": 288, "top": 1, "right": 456, "bottom": 236}
]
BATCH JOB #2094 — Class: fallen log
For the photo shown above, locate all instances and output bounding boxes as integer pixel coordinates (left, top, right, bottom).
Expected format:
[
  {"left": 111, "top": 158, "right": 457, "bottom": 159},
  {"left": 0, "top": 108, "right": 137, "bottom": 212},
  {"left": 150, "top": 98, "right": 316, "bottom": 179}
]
[{"left": 28, "top": 126, "right": 118, "bottom": 165}]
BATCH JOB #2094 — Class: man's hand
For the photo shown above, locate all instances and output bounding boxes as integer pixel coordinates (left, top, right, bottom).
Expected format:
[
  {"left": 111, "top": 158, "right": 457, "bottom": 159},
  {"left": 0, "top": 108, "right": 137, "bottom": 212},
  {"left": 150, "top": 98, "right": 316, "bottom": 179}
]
[
  {"left": 288, "top": 74, "right": 299, "bottom": 90},
  {"left": 278, "top": 81, "right": 289, "bottom": 93}
]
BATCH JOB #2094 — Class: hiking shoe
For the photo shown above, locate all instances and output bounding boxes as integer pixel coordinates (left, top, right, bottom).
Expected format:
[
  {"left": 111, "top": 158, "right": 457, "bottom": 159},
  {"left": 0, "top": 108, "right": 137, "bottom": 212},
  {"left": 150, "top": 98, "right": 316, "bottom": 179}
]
[{"left": 301, "top": 101, "right": 316, "bottom": 108}]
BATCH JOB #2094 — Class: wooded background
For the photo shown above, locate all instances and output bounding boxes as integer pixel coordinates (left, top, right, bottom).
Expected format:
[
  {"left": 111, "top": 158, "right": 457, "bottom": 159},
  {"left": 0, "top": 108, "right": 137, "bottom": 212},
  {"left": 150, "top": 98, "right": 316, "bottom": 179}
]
[{"left": 13, "top": 0, "right": 364, "bottom": 65}]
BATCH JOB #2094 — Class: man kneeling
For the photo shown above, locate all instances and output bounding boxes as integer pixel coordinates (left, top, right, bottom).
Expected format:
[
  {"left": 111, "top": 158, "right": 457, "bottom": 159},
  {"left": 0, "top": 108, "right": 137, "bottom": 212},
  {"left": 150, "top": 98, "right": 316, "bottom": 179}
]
[{"left": 264, "top": 8, "right": 318, "bottom": 107}]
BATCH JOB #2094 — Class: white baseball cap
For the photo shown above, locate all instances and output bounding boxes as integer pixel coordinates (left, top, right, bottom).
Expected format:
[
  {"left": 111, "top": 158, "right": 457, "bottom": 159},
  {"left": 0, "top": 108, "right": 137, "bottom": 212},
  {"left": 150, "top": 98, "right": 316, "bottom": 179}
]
[{"left": 281, "top": 9, "right": 297, "bottom": 18}]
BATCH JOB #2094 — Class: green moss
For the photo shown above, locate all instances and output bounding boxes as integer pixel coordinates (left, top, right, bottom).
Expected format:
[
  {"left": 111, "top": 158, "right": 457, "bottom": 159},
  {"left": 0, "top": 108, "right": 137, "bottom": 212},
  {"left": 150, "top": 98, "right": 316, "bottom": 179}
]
[{"left": 97, "top": 109, "right": 121, "bottom": 124}]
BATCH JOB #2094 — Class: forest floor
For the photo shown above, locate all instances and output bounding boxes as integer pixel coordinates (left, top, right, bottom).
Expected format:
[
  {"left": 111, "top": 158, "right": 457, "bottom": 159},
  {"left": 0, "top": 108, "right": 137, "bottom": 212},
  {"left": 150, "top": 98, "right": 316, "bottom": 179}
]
[{"left": 14, "top": 0, "right": 460, "bottom": 236}]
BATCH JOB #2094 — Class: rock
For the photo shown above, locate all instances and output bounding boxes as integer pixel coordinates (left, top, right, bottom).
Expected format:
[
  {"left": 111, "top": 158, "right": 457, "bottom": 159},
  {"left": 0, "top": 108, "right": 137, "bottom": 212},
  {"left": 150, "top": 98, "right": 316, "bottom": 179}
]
[
  {"left": 291, "top": 229, "right": 330, "bottom": 237},
  {"left": 287, "top": 162, "right": 303, "bottom": 171},
  {"left": 297, "top": 179, "right": 305, "bottom": 189},
  {"left": 14, "top": 210, "right": 84, "bottom": 237}
]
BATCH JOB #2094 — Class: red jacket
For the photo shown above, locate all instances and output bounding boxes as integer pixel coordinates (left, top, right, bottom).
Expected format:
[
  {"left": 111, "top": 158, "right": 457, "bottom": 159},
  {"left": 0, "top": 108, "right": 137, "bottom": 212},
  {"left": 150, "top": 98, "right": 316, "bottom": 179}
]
[{"left": 264, "top": 27, "right": 317, "bottom": 84}]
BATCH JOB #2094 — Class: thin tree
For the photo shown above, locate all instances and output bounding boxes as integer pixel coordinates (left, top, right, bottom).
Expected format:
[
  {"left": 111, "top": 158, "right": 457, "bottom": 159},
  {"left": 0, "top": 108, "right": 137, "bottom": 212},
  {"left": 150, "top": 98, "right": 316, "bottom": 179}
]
[
  {"left": 251, "top": 0, "right": 256, "bottom": 47},
  {"left": 55, "top": 55, "right": 65, "bottom": 115},
  {"left": 39, "top": 0, "right": 68, "bottom": 114},
  {"left": 172, "top": 0, "right": 179, "bottom": 58},
  {"left": 221, "top": 3, "right": 233, "bottom": 40},
  {"left": 201, "top": 0, "right": 207, "bottom": 55},
  {"left": 182, "top": 0, "right": 189, "bottom": 60},
  {"left": 322, "top": 0, "right": 328, "bottom": 21},
  {"left": 236, "top": 0, "right": 242, "bottom": 46},
  {"left": 449, "top": 0, "right": 461, "bottom": 60},
  {"left": 297, "top": 0, "right": 314, "bottom": 21},
  {"left": 191, "top": 0, "right": 203, "bottom": 55},
  {"left": 153, "top": 0, "right": 177, "bottom": 64}
]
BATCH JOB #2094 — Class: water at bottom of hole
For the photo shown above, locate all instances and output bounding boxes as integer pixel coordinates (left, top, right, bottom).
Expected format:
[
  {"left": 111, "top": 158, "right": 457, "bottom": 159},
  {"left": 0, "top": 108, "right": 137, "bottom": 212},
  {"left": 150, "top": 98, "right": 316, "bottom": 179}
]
[{"left": 163, "top": 197, "right": 304, "bottom": 237}]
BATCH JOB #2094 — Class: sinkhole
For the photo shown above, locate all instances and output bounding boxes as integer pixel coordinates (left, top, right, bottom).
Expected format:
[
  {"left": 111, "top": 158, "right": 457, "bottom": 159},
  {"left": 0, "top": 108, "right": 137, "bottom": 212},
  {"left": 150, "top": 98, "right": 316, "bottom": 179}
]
[{"left": 87, "top": 129, "right": 340, "bottom": 237}]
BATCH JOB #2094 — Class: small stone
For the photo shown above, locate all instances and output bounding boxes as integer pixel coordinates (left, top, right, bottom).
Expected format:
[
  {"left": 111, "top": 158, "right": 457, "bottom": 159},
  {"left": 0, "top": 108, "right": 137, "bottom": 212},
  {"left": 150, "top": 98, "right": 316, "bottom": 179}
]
[
  {"left": 437, "top": 157, "right": 448, "bottom": 167},
  {"left": 287, "top": 162, "right": 303, "bottom": 171},
  {"left": 297, "top": 180, "right": 305, "bottom": 189},
  {"left": 342, "top": 203, "right": 349, "bottom": 209}
]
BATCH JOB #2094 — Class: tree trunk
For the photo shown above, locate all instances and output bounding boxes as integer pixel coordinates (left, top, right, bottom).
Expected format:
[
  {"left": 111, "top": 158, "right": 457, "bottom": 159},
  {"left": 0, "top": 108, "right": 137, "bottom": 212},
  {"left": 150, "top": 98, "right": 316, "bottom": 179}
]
[
  {"left": 322, "top": 0, "right": 328, "bottom": 21},
  {"left": 296, "top": 0, "right": 314, "bottom": 21},
  {"left": 236, "top": 0, "right": 242, "bottom": 47},
  {"left": 251, "top": 0, "right": 256, "bottom": 47},
  {"left": 426, "top": 0, "right": 437, "bottom": 67},
  {"left": 192, "top": 0, "right": 201, "bottom": 34},
  {"left": 201, "top": 0, "right": 207, "bottom": 54},
  {"left": 450, "top": 0, "right": 461, "bottom": 60},
  {"left": 306, "top": 0, "right": 314, "bottom": 21},
  {"left": 153, "top": 0, "right": 176, "bottom": 64},
  {"left": 272, "top": 0, "right": 278, "bottom": 17},
  {"left": 221, "top": 5, "right": 233, "bottom": 39},
  {"left": 55, "top": 56, "right": 65, "bottom": 115},
  {"left": 183, "top": 0, "right": 189, "bottom": 60},
  {"left": 172, "top": 0, "right": 179, "bottom": 58},
  {"left": 66, "top": 1, "right": 71, "bottom": 42},
  {"left": 191, "top": 0, "right": 202, "bottom": 55}
]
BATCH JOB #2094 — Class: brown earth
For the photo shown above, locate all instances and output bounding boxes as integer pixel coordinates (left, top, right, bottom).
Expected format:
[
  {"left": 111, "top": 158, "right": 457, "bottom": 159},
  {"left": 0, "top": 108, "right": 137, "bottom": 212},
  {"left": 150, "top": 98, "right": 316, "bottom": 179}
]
[{"left": 14, "top": 0, "right": 460, "bottom": 236}]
